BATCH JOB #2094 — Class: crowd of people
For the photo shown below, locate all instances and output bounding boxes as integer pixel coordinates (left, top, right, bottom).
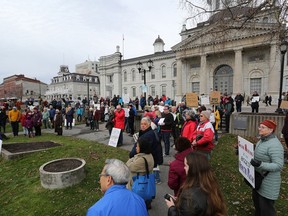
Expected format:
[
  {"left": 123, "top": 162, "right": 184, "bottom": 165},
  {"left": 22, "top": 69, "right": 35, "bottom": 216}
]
[{"left": 0, "top": 92, "right": 287, "bottom": 216}]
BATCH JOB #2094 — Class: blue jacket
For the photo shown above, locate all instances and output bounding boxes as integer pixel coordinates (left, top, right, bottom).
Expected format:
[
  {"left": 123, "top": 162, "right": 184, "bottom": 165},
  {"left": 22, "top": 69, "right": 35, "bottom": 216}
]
[{"left": 86, "top": 185, "right": 148, "bottom": 216}]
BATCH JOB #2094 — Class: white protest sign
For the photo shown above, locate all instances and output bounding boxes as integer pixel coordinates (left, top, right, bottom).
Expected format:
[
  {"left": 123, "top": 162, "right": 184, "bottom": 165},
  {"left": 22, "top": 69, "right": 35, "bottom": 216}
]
[
  {"left": 123, "top": 94, "right": 130, "bottom": 104},
  {"left": 238, "top": 136, "right": 255, "bottom": 188},
  {"left": 251, "top": 96, "right": 260, "bottom": 103},
  {"left": 200, "top": 95, "right": 210, "bottom": 105},
  {"left": 108, "top": 128, "right": 121, "bottom": 147},
  {"left": 0, "top": 140, "right": 2, "bottom": 153}
]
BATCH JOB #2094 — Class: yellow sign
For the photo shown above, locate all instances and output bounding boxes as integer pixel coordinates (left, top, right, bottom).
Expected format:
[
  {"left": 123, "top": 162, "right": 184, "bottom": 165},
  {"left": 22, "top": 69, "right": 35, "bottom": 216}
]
[
  {"left": 280, "top": 100, "right": 288, "bottom": 109},
  {"left": 209, "top": 91, "right": 221, "bottom": 105},
  {"left": 186, "top": 93, "right": 198, "bottom": 107}
]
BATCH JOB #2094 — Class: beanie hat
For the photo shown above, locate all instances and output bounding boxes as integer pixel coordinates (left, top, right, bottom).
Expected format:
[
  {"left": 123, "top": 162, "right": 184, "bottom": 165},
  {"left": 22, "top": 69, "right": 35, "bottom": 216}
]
[
  {"left": 260, "top": 119, "right": 277, "bottom": 131},
  {"left": 201, "top": 110, "right": 211, "bottom": 120}
]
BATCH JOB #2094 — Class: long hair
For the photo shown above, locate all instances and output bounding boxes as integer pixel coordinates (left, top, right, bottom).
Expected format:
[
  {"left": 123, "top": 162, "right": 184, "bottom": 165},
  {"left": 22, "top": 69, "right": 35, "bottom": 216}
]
[{"left": 176, "top": 152, "right": 227, "bottom": 216}]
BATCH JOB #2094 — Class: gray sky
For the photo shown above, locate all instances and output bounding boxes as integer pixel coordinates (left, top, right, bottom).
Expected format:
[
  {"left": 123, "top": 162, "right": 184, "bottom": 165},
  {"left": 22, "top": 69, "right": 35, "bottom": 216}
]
[{"left": 0, "top": 0, "right": 192, "bottom": 84}]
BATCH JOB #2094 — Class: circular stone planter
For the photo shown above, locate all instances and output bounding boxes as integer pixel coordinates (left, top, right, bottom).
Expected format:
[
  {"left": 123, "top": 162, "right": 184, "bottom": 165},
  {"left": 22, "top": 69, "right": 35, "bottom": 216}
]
[{"left": 39, "top": 158, "right": 86, "bottom": 190}]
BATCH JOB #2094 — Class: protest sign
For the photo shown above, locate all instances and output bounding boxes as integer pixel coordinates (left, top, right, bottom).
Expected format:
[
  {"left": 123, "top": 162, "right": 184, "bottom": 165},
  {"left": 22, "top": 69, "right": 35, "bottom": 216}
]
[
  {"left": 238, "top": 136, "right": 255, "bottom": 188},
  {"left": 200, "top": 95, "right": 210, "bottom": 105},
  {"left": 280, "top": 100, "right": 288, "bottom": 109},
  {"left": 186, "top": 93, "right": 198, "bottom": 107},
  {"left": 108, "top": 128, "right": 121, "bottom": 147},
  {"left": 209, "top": 91, "right": 221, "bottom": 105}
]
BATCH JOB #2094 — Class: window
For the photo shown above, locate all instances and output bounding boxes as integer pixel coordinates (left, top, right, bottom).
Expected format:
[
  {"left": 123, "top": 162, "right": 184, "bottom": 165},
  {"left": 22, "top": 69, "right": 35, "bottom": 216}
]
[
  {"left": 162, "top": 65, "right": 166, "bottom": 78},
  {"left": 151, "top": 86, "right": 156, "bottom": 96},
  {"left": 151, "top": 70, "right": 155, "bottom": 79},
  {"left": 132, "top": 87, "right": 136, "bottom": 97},
  {"left": 173, "top": 64, "right": 177, "bottom": 77},
  {"left": 161, "top": 85, "right": 166, "bottom": 96},
  {"left": 285, "top": 77, "right": 288, "bottom": 92},
  {"left": 250, "top": 78, "right": 261, "bottom": 95},
  {"left": 132, "top": 70, "right": 136, "bottom": 81},
  {"left": 192, "top": 82, "right": 200, "bottom": 94},
  {"left": 108, "top": 75, "right": 113, "bottom": 83},
  {"left": 124, "top": 71, "right": 127, "bottom": 82},
  {"left": 123, "top": 88, "right": 127, "bottom": 94}
]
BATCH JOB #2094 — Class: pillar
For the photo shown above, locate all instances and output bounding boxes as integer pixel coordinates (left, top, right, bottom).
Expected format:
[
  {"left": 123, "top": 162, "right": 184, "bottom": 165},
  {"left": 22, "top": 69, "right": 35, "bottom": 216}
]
[
  {"left": 200, "top": 54, "right": 207, "bottom": 94},
  {"left": 233, "top": 48, "right": 243, "bottom": 94}
]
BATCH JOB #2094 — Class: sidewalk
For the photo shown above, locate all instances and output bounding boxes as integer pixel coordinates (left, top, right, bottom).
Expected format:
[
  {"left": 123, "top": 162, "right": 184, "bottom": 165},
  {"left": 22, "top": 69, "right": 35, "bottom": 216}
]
[{"left": 42, "top": 123, "right": 174, "bottom": 216}]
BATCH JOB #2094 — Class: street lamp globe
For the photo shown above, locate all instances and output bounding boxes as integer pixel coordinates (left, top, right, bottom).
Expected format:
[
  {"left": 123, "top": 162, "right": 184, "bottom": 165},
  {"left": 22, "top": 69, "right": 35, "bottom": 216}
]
[{"left": 280, "top": 41, "right": 288, "bottom": 54}]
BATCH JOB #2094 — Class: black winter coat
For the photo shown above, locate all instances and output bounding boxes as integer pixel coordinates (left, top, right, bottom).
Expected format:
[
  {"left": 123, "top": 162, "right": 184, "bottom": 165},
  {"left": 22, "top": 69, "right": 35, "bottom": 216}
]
[{"left": 168, "top": 187, "right": 208, "bottom": 216}]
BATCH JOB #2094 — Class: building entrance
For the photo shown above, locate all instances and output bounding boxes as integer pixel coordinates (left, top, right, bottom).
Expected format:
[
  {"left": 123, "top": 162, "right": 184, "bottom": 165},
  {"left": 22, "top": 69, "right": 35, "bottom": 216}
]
[{"left": 213, "top": 65, "right": 233, "bottom": 95}]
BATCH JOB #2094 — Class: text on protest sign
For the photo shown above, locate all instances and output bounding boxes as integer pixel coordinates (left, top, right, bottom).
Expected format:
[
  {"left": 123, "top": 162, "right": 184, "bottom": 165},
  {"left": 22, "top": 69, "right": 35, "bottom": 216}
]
[
  {"left": 238, "top": 136, "right": 255, "bottom": 188},
  {"left": 108, "top": 128, "right": 121, "bottom": 147}
]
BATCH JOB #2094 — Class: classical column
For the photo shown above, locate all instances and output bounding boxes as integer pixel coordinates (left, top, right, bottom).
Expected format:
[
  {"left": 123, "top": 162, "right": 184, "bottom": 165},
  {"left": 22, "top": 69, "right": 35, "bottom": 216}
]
[
  {"left": 233, "top": 48, "right": 243, "bottom": 94},
  {"left": 268, "top": 43, "right": 280, "bottom": 95},
  {"left": 175, "top": 58, "right": 183, "bottom": 103},
  {"left": 200, "top": 54, "right": 207, "bottom": 94}
]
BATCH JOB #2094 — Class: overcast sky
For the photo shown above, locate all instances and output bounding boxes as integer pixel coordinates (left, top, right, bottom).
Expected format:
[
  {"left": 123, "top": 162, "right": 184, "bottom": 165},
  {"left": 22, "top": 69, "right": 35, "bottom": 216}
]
[{"left": 0, "top": 0, "right": 196, "bottom": 84}]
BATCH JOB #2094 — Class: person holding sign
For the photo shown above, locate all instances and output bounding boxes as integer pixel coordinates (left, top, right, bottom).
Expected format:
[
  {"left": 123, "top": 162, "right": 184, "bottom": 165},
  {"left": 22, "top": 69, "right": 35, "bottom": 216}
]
[
  {"left": 250, "top": 120, "right": 284, "bottom": 216},
  {"left": 113, "top": 105, "right": 125, "bottom": 147},
  {"left": 250, "top": 91, "right": 260, "bottom": 113}
]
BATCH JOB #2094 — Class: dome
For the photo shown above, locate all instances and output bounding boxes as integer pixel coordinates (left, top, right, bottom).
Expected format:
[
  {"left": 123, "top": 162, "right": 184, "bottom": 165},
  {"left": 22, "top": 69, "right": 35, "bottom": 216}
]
[{"left": 153, "top": 35, "right": 165, "bottom": 45}]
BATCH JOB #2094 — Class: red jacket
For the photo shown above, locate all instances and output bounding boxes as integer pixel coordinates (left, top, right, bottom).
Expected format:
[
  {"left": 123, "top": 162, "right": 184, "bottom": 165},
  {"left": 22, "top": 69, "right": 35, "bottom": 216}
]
[
  {"left": 168, "top": 148, "right": 193, "bottom": 196},
  {"left": 113, "top": 109, "right": 125, "bottom": 130},
  {"left": 181, "top": 119, "right": 197, "bottom": 143},
  {"left": 193, "top": 120, "right": 215, "bottom": 152}
]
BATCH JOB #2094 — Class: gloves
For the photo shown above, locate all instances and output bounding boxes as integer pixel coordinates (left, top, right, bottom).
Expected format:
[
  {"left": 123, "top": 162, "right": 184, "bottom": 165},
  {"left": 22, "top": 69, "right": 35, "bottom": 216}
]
[{"left": 250, "top": 159, "right": 261, "bottom": 167}]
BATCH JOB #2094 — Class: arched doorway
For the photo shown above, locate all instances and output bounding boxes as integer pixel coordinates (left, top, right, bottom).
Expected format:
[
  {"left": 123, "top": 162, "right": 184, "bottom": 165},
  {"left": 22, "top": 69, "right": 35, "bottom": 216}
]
[{"left": 213, "top": 65, "right": 233, "bottom": 95}]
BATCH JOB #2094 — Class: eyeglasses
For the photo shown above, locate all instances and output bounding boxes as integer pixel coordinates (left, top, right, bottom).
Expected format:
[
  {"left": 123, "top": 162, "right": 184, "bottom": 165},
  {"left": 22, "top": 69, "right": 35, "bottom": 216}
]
[{"left": 99, "top": 173, "right": 109, "bottom": 178}]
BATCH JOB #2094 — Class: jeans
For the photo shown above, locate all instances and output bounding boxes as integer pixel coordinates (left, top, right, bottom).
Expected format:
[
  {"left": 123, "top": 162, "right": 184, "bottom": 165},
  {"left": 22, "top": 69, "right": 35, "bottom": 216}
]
[{"left": 162, "top": 131, "right": 171, "bottom": 155}]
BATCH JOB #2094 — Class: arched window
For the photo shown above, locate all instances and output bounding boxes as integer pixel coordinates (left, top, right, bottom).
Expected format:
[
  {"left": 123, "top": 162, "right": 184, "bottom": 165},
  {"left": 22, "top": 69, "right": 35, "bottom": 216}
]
[
  {"left": 162, "top": 65, "right": 166, "bottom": 78},
  {"left": 173, "top": 63, "right": 177, "bottom": 77},
  {"left": 131, "top": 86, "right": 136, "bottom": 97},
  {"left": 132, "top": 70, "right": 136, "bottom": 82},
  {"left": 123, "top": 71, "right": 127, "bottom": 82}
]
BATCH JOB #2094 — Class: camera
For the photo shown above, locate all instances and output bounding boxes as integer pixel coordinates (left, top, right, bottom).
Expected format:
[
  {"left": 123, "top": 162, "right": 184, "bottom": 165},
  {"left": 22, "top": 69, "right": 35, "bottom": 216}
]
[{"left": 164, "top": 194, "right": 174, "bottom": 201}]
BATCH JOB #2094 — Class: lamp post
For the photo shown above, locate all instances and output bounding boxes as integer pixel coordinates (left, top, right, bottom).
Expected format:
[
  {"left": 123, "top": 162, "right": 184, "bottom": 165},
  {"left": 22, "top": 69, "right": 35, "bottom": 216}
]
[
  {"left": 87, "top": 77, "right": 90, "bottom": 108},
  {"left": 276, "top": 41, "right": 288, "bottom": 114},
  {"left": 136, "top": 59, "right": 153, "bottom": 101}
]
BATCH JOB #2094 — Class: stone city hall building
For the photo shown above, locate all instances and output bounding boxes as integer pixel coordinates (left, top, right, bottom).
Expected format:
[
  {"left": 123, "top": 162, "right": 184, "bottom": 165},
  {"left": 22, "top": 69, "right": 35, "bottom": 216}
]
[{"left": 99, "top": 5, "right": 288, "bottom": 103}]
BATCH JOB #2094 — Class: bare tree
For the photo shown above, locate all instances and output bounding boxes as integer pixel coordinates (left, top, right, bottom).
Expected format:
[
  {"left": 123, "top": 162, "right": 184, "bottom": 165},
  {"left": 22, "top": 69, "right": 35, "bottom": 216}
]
[{"left": 179, "top": 0, "right": 288, "bottom": 42}]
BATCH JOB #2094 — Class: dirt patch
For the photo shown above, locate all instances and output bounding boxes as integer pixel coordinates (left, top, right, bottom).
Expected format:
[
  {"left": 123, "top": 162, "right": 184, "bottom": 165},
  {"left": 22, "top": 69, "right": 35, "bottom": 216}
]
[
  {"left": 43, "top": 159, "right": 82, "bottom": 172},
  {"left": 2, "top": 142, "right": 61, "bottom": 153}
]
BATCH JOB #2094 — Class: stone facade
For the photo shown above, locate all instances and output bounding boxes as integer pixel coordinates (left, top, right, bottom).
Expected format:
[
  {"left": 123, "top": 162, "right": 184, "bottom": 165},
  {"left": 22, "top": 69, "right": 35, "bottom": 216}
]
[{"left": 45, "top": 65, "right": 100, "bottom": 101}]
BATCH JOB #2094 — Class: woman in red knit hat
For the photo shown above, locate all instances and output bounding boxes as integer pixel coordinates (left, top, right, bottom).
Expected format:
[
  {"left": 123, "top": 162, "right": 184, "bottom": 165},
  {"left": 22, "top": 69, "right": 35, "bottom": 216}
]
[{"left": 250, "top": 119, "right": 284, "bottom": 216}]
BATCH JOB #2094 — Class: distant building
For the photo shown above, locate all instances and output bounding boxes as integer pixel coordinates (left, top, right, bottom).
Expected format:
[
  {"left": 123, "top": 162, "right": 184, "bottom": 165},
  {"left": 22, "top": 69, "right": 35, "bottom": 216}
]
[
  {"left": 98, "top": 4, "right": 287, "bottom": 104},
  {"left": 0, "top": 74, "right": 48, "bottom": 100},
  {"left": 45, "top": 64, "right": 100, "bottom": 101},
  {"left": 99, "top": 37, "right": 177, "bottom": 99}
]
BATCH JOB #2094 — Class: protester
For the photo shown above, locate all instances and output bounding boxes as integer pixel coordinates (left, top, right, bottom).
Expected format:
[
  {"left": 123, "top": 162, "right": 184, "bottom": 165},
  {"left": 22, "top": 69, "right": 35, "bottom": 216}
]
[
  {"left": 113, "top": 105, "right": 125, "bottom": 147},
  {"left": 214, "top": 106, "right": 221, "bottom": 142},
  {"left": 8, "top": 106, "right": 21, "bottom": 136},
  {"left": 250, "top": 120, "right": 284, "bottom": 216},
  {"left": 168, "top": 137, "right": 193, "bottom": 196},
  {"left": 129, "top": 117, "right": 163, "bottom": 184},
  {"left": 251, "top": 91, "right": 260, "bottom": 113},
  {"left": 33, "top": 107, "right": 42, "bottom": 136},
  {"left": 65, "top": 105, "right": 74, "bottom": 130},
  {"left": 25, "top": 111, "right": 34, "bottom": 137},
  {"left": 235, "top": 93, "right": 244, "bottom": 112},
  {"left": 20, "top": 109, "right": 28, "bottom": 136},
  {"left": 128, "top": 104, "right": 135, "bottom": 136},
  {"left": 54, "top": 109, "right": 63, "bottom": 135},
  {"left": 181, "top": 110, "right": 197, "bottom": 143},
  {"left": 105, "top": 107, "right": 115, "bottom": 135},
  {"left": 171, "top": 106, "right": 184, "bottom": 146},
  {"left": 126, "top": 138, "right": 154, "bottom": 209},
  {"left": 86, "top": 159, "right": 148, "bottom": 216},
  {"left": 42, "top": 107, "right": 51, "bottom": 129},
  {"left": 159, "top": 105, "right": 174, "bottom": 156},
  {"left": 165, "top": 152, "right": 227, "bottom": 215},
  {"left": 192, "top": 110, "right": 215, "bottom": 160},
  {"left": 94, "top": 106, "right": 101, "bottom": 132},
  {"left": 49, "top": 105, "right": 56, "bottom": 129},
  {"left": 0, "top": 107, "right": 8, "bottom": 133}
]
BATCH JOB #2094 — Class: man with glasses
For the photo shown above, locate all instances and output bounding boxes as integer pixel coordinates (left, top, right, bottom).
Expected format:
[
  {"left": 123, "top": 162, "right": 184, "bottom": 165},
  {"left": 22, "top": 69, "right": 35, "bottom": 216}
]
[{"left": 86, "top": 159, "right": 148, "bottom": 216}]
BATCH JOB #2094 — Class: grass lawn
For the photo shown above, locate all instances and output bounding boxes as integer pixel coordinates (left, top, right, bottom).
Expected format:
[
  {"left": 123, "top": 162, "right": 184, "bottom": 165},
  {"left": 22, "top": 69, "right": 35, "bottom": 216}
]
[{"left": 0, "top": 133, "right": 287, "bottom": 215}]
